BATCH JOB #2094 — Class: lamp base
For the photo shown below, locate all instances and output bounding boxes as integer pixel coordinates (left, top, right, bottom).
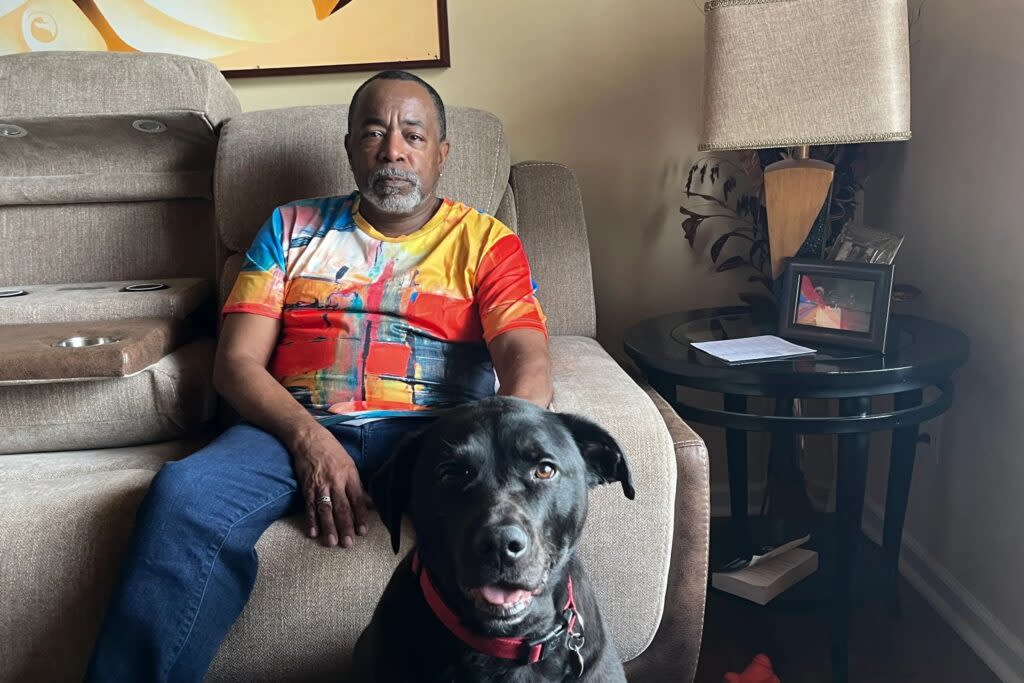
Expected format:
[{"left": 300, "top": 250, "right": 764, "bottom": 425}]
[{"left": 764, "top": 158, "right": 835, "bottom": 278}]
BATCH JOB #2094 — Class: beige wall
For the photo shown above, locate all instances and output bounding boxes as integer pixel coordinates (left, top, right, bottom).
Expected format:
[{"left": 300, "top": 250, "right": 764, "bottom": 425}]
[
  {"left": 865, "top": 1, "right": 1024, "bottom": 677},
  {"left": 229, "top": 0, "right": 744, "bottom": 357}
]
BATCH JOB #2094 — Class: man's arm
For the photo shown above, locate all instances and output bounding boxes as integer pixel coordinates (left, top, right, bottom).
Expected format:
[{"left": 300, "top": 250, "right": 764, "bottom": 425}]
[
  {"left": 487, "top": 328, "right": 553, "bottom": 409},
  {"left": 213, "top": 313, "right": 369, "bottom": 548},
  {"left": 213, "top": 313, "right": 318, "bottom": 442}
]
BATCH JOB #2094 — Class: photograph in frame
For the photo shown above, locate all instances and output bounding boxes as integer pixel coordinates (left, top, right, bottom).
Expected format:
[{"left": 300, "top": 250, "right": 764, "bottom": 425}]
[
  {"left": 828, "top": 223, "right": 905, "bottom": 265},
  {"left": 779, "top": 259, "right": 895, "bottom": 352}
]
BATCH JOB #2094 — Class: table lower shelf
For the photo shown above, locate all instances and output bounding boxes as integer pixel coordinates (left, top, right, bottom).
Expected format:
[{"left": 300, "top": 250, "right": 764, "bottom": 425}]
[{"left": 709, "top": 514, "right": 893, "bottom": 610}]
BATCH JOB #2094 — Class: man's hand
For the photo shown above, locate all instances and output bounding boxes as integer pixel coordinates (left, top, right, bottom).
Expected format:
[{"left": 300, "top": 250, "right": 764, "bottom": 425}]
[
  {"left": 215, "top": 313, "right": 369, "bottom": 549},
  {"left": 288, "top": 424, "right": 371, "bottom": 548}
]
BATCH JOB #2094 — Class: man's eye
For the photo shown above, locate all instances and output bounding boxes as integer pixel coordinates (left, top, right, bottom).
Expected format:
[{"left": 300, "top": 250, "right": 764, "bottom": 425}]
[
  {"left": 534, "top": 463, "right": 558, "bottom": 480},
  {"left": 364, "top": 130, "right": 384, "bottom": 139}
]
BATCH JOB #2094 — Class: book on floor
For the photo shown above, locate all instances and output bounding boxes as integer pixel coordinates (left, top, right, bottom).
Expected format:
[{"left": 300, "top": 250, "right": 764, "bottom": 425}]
[
  {"left": 717, "top": 534, "right": 812, "bottom": 573},
  {"left": 712, "top": 548, "right": 819, "bottom": 605}
]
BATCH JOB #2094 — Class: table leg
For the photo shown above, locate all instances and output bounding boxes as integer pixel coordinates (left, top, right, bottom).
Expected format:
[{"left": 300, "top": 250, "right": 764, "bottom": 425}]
[
  {"left": 884, "top": 389, "right": 924, "bottom": 617},
  {"left": 833, "top": 396, "right": 871, "bottom": 683},
  {"left": 724, "top": 394, "right": 749, "bottom": 554},
  {"left": 766, "top": 398, "right": 814, "bottom": 544}
]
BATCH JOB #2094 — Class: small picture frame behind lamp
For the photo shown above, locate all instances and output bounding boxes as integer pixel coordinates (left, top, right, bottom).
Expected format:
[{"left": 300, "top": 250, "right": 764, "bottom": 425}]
[
  {"left": 778, "top": 259, "right": 894, "bottom": 352},
  {"left": 829, "top": 223, "right": 905, "bottom": 265}
]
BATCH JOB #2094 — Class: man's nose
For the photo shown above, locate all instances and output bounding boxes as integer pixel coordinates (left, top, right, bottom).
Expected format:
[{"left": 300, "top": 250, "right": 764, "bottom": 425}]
[
  {"left": 378, "top": 130, "right": 407, "bottom": 162},
  {"left": 477, "top": 524, "right": 530, "bottom": 565}
]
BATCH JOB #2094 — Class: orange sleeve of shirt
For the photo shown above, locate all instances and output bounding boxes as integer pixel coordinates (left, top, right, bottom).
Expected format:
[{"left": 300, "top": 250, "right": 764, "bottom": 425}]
[{"left": 475, "top": 232, "right": 548, "bottom": 343}]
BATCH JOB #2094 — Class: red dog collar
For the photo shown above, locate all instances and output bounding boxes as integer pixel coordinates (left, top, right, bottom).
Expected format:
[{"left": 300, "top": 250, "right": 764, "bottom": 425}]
[{"left": 411, "top": 551, "right": 580, "bottom": 665}]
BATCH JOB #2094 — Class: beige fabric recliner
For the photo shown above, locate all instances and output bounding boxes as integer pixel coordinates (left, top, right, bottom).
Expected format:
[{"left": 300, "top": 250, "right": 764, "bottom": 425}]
[{"left": 0, "top": 52, "right": 709, "bottom": 683}]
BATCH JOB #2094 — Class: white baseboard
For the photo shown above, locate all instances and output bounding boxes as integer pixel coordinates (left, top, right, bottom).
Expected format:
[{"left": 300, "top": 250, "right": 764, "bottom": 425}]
[{"left": 861, "top": 499, "right": 1024, "bottom": 683}]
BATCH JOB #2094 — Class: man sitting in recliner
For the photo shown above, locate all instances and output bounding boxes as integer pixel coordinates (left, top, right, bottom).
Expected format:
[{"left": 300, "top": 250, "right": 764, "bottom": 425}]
[{"left": 85, "top": 70, "right": 552, "bottom": 682}]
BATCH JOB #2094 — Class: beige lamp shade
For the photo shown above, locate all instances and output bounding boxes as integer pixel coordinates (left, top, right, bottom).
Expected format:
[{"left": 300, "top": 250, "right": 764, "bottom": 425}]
[{"left": 700, "top": 0, "right": 912, "bottom": 151}]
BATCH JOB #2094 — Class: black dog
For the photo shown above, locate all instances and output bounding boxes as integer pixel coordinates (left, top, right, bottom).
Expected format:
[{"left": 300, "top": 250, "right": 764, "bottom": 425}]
[{"left": 352, "top": 397, "right": 635, "bottom": 682}]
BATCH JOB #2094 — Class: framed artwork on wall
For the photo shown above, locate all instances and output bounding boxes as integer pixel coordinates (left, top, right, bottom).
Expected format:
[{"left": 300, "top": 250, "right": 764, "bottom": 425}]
[{"left": 1, "top": 0, "right": 450, "bottom": 77}]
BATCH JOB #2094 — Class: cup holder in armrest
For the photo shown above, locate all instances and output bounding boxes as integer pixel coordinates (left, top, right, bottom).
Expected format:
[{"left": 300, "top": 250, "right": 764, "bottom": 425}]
[
  {"left": 0, "top": 278, "right": 209, "bottom": 324},
  {"left": 121, "top": 283, "right": 169, "bottom": 292},
  {"left": 0, "top": 318, "right": 188, "bottom": 382},
  {"left": 54, "top": 336, "right": 121, "bottom": 348}
]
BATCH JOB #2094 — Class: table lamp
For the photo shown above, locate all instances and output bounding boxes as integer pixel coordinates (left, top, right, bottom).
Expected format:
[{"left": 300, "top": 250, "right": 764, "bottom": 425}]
[{"left": 700, "top": 0, "right": 911, "bottom": 278}]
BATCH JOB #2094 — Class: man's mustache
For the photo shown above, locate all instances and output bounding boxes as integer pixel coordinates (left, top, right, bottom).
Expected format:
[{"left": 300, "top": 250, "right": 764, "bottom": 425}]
[{"left": 369, "top": 167, "right": 420, "bottom": 189}]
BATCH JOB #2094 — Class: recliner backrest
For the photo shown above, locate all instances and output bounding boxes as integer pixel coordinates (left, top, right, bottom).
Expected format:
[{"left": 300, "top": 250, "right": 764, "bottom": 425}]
[{"left": 0, "top": 51, "right": 240, "bottom": 287}]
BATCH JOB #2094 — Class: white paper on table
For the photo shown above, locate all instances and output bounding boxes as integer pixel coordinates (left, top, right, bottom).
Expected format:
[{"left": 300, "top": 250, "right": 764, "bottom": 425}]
[{"left": 691, "top": 335, "right": 816, "bottom": 365}]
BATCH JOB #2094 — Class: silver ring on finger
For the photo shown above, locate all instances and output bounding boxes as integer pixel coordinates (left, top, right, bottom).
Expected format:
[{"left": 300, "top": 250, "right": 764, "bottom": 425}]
[{"left": 316, "top": 495, "right": 332, "bottom": 507}]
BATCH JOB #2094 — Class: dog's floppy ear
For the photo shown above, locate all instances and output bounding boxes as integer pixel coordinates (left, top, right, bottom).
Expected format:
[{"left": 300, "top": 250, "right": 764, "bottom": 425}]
[
  {"left": 370, "top": 429, "right": 425, "bottom": 554},
  {"left": 557, "top": 413, "right": 635, "bottom": 500}
]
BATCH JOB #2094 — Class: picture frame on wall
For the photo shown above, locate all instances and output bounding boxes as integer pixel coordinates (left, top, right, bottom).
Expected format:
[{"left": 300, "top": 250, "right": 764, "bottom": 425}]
[
  {"left": 1, "top": 1, "right": 449, "bottom": 77},
  {"left": 778, "top": 258, "right": 895, "bottom": 352}
]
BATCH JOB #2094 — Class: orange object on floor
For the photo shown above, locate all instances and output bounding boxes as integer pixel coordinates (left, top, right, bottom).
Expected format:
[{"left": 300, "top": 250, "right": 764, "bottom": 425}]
[{"left": 724, "top": 654, "right": 781, "bottom": 683}]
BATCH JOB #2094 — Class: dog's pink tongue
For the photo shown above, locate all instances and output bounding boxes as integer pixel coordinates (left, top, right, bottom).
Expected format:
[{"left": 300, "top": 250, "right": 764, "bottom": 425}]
[{"left": 479, "top": 585, "right": 530, "bottom": 606}]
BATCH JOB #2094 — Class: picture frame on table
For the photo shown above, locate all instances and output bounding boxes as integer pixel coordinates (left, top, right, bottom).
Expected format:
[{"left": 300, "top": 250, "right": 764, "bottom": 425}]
[
  {"left": 828, "top": 223, "right": 905, "bottom": 265},
  {"left": 778, "top": 258, "right": 894, "bottom": 352}
]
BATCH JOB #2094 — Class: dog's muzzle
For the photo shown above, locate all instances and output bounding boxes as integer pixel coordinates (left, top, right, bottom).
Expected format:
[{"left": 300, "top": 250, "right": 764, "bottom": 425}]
[{"left": 475, "top": 523, "right": 530, "bottom": 568}]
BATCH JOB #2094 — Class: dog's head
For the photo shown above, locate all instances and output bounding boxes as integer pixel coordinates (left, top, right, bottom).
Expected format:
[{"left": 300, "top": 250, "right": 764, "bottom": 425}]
[{"left": 372, "top": 396, "right": 634, "bottom": 634}]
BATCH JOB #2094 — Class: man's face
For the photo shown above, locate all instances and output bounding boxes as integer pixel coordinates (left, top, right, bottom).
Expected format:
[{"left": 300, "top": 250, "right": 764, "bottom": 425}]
[{"left": 345, "top": 80, "right": 449, "bottom": 216}]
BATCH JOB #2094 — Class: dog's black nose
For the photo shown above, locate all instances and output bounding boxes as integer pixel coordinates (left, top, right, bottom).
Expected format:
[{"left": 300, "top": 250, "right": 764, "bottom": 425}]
[{"left": 479, "top": 525, "right": 530, "bottom": 564}]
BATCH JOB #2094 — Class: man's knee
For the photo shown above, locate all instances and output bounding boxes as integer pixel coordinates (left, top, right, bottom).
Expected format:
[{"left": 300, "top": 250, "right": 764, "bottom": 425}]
[{"left": 144, "top": 458, "right": 213, "bottom": 518}]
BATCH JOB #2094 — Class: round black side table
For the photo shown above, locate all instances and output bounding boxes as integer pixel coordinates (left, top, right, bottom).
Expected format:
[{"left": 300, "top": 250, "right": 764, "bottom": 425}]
[{"left": 624, "top": 307, "right": 969, "bottom": 683}]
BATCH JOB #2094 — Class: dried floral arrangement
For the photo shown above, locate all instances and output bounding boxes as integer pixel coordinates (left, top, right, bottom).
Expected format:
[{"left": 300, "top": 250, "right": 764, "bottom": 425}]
[{"left": 681, "top": 145, "right": 875, "bottom": 310}]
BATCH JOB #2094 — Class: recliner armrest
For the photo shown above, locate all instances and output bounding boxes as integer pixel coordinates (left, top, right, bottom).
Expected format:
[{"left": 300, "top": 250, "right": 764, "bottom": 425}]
[
  {"left": 547, "top": 335, "right": 677, "bottom": 661},
  {"left": 625, "top": 387, "right": 710, "bottom": 683},
  {"left": 0, "top": 278, "right": 211, "bottom": 325},
  {"left": 0, "top": 318, "right": 189, "bottom": 383}
]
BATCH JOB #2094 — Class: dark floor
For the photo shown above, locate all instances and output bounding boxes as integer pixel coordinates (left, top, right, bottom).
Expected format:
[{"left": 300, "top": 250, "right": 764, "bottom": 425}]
[{"left": 695, "top": 526, "right": 1000, "bottom": 683}]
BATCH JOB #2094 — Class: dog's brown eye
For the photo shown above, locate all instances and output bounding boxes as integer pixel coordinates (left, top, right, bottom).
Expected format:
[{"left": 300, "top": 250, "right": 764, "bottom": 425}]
[
  {"left": 534, "top": 463, "right": 557, "bottom": 480},
  {"left": 437, "top": 462, "right": 471, "bottom": 482}
]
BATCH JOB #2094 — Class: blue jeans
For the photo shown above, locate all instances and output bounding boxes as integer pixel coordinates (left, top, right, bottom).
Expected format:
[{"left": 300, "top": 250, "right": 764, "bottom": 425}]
[{"left": 84, "top": 417, "right": 433, "bottom": 683}]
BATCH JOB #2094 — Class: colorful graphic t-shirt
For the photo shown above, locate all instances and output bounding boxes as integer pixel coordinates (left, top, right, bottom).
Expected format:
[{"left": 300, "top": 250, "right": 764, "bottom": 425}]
[{"left": 222, "top": 192, "right": 547, "bottom": 417}]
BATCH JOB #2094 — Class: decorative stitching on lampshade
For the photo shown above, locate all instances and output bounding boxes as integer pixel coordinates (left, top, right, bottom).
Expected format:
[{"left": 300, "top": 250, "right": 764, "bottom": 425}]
[
  {"left": 698, "top": 130, "right": 912, "bottom": 151},
  {"left": 705, "top": 0, "right": 793, "bottom": 11},
  {"left": 708, "top": 0, "right": 794, "bottom": 10}
]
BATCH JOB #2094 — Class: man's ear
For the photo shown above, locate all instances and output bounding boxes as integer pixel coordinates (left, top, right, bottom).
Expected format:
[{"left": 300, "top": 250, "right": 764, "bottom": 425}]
[
  {"left": 438, "top": 138, "right": 450, "bottom": 172},
  {"left": 557, "top": 413, "right": 635, "bottom": 500},
  {"left": 370, "top": 429, "right": 425, "bottom": 554}
]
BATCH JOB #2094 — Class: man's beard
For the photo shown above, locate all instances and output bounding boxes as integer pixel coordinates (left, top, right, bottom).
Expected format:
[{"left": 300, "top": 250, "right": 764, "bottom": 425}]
[{"left": 361, "top": 167, "right": 425, "bottom": 215}]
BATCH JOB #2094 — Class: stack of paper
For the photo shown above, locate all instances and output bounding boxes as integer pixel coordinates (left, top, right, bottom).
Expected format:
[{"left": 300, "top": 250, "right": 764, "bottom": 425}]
[{"left": 691, "top": 336, "right": 816, "bottom": 365}]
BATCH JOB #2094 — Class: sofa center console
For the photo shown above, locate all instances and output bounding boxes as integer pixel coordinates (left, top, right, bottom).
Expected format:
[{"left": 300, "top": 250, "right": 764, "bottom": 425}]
[{"left": 0, "top": 317, "right": 191, "bottom": 383}]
